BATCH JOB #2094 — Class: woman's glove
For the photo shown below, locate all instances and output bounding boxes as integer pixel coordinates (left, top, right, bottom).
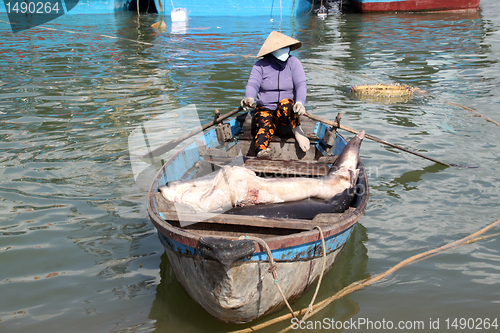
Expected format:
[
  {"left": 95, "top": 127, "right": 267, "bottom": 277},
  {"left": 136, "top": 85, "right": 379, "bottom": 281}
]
[
  {"left": 293, "top": 101, "right": 306, "bottom": 116},
  {"left": 240, "top": 97, "right": 255, "bottom": 109}
]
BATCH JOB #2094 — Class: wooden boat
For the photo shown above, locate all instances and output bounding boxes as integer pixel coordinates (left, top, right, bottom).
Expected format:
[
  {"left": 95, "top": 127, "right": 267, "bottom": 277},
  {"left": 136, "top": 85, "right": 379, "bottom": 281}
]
[
  {"left": 153, "top": 0, "right": 314, "bottom": 17},
  {"left": 351, "top": 0, "right": 480, "bottom": 12},
  {"left": 147, "top": 110, "right": 369, "bottom": 323}
]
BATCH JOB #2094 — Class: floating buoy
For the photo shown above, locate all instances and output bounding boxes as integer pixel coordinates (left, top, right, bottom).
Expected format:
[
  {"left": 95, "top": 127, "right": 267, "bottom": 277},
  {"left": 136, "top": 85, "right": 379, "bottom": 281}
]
[{"left": 151, "top": 19, "right": 167, "bottom": 30}]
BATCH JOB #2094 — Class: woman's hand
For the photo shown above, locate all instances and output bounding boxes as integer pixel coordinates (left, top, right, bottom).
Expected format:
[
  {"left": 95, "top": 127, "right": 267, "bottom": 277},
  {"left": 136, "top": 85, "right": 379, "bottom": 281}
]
[
  {"left": 293, "top": 101, "right": 306, "bottom": 116},
  {"left": 240, "top": 97, "right": 255, "bottom": 109}
]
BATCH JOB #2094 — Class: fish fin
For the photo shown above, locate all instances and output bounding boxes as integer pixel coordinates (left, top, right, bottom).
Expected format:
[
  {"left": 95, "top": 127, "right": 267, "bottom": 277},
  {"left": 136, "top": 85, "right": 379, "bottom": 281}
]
[{"left": 350, "top": 169, "right": 360, "bottom": 188}]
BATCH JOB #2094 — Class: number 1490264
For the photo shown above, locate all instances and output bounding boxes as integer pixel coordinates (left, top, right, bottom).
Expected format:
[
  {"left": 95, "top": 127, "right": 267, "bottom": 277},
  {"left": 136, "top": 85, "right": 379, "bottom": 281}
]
[
  {"left": 445, "top": 318, "right": 498, "bottom": 330},
  {"left": 6, "top": 1, "right": 60, "bottom": 14}
]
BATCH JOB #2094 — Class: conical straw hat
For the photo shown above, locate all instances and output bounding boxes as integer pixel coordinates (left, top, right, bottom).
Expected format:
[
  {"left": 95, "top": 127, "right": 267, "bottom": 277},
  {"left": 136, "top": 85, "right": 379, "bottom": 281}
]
[{"left": 256, "top": 31, "right": 302, "bottom": 58}]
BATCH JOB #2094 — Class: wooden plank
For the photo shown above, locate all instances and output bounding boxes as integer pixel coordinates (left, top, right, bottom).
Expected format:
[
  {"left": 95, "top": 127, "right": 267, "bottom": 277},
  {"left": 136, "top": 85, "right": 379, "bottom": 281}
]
[
  {"left": 198, "top": 156, "right": 338, "bottom": 177},
  {"left": 313, "top": 207, "right": 357, "bottom": 224},
  {"left": 182, "top": 229, "right": 280, "bottom": 239},
  {"left": 159, "top": 210, "right": 330, "bottom": 231}
]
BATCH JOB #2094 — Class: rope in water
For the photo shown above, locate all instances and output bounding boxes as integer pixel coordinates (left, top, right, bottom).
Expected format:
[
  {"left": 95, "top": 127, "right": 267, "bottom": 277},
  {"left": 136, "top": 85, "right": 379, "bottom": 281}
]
[
  {"left": 230, "top": 218, "right": 500, "bottom": 333},
  {"left": 307, "top": 0, "right": 316, "bottom": 15},
  {"left": 441, "top": 98, "right": 500, "bottom": 127},
  {"left": 302, "top": 226, "right": 327, "bottom": 319}
]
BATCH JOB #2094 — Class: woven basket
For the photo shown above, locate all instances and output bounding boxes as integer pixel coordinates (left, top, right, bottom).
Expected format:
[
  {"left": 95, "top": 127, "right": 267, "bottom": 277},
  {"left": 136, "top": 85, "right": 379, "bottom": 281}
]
[{"left": 351, "top": 84, "right": 418, "bottom": 98}]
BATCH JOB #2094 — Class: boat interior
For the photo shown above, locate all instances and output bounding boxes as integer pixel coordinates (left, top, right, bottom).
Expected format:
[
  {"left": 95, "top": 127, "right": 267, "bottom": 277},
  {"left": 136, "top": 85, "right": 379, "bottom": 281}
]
[{"left": 151, "top": 111, "right": 366, "bottom": 239}]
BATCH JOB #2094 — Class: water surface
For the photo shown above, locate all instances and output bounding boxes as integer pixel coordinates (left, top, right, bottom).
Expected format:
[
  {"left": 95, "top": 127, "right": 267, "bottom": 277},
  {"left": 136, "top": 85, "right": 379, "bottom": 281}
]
[{"left": 1, "top": 2, "right": 499, "bottom": 332}]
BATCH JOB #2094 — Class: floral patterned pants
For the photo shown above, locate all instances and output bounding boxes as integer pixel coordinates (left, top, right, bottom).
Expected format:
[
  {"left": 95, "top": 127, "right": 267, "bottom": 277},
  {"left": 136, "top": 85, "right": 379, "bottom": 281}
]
[{"left": 254, "top": 98, "right": 300, "bottom": 154}]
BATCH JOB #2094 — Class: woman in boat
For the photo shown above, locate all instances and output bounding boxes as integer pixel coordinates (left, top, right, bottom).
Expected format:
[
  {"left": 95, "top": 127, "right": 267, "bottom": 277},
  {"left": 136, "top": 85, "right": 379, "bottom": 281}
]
[{"left": 241, "top": 31, "right": 310, "bottom": 158}]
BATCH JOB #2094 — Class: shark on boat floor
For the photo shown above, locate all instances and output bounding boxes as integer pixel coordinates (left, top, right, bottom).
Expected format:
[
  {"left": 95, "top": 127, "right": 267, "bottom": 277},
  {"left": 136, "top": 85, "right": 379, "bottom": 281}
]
[{"left": 159, "top": 131, "right": 365, "bottom": 215}]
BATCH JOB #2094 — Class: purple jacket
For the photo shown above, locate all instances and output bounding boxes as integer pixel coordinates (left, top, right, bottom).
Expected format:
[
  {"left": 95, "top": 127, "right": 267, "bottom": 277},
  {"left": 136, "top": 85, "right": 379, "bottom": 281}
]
[{"left": 245, "top": 55, "right": 307, "bottom": 110}]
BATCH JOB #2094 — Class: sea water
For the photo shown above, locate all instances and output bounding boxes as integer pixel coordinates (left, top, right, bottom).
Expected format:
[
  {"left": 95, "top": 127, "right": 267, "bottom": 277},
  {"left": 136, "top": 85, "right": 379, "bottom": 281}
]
[{"left": 0, "top": 2, "right": 499, "bottom": 332}]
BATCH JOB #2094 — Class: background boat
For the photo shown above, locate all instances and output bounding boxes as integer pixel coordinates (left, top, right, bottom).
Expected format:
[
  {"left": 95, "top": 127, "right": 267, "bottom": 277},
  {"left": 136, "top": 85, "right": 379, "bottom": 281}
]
[
  {"left": 153, "top": 0, "right": 314, "bottom": 17},
  {"left": 0, "top": 0, "right": 132, "bottom": 14},
  {"left": 351, "top": 0, "right": 480, "bottom": 12},
  {"left": 0, "top": 0, "right": 316, "bottom": 19}
]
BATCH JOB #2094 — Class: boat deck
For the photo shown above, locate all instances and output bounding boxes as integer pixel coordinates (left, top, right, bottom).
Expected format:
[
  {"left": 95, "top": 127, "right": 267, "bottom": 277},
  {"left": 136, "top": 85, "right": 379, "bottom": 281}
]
[{"left": 151, "top": 111, "right": 362, "bottom": 240}]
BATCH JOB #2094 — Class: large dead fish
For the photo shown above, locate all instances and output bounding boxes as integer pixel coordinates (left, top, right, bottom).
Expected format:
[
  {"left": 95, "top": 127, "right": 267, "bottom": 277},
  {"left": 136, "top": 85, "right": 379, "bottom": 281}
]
[{"left": 159, "top": 131, "right": 365, "bottom": 213}]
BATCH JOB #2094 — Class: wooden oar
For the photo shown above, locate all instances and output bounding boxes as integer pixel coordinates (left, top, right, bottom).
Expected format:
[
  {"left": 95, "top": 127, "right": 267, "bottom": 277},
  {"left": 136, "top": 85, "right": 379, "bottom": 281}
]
[
  {"left": 140, "top": 106, "right": 246, "bottom": 159},
  {"left": 305, "top": 111, "right": 467, "bottom": 168}
]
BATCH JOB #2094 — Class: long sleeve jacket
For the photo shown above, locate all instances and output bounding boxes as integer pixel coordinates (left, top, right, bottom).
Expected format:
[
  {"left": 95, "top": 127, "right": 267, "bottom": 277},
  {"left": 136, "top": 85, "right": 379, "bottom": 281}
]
[{"left": 245, "top": 55, "right": 307, "bottom": 110}]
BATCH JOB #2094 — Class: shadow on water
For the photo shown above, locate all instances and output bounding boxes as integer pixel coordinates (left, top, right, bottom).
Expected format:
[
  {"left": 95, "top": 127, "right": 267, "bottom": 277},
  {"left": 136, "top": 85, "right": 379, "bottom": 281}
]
[
  {"left": 147, "top": 251, "right": 222, "bottom": 332},
  {"left": 148, "top": 223, "right": 370, "bottom": 332},
  {"left": 373, "top": 163, "right": 448, "bottom": 197}
]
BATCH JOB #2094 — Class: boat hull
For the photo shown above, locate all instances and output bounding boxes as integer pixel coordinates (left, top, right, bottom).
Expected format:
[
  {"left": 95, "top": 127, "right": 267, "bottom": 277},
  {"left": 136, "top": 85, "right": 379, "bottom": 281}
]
[
  {"left": 68, "top": 0, "right": 132, "bottom": 14},
  {"left": 0, "top": 0, "right": 131, "bottom": 14},
  {"left": 160, "top": 230, "right": 350, "bottom": 323},
  {"left": 352, "top": 0, "right": 480, "bottom": 12},
  {"left": 153, "top": 0, "right": 313, "bottom": 16}
]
